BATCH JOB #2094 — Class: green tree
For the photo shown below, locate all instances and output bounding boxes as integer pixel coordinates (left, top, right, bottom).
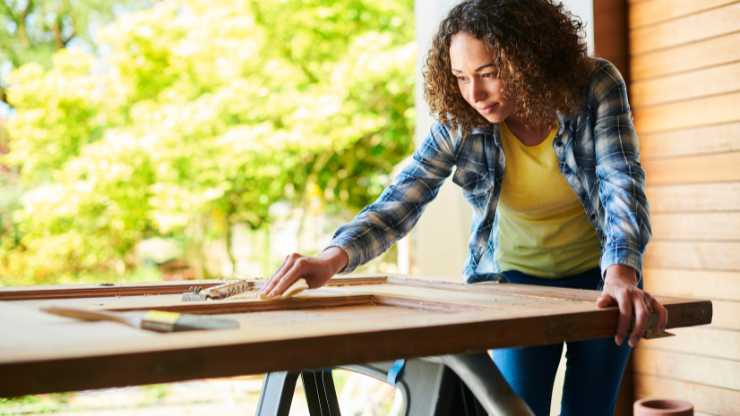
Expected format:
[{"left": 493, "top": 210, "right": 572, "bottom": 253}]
[
  {"left": 2, "top": 0, "right": 415, "bottom": 283},
  {"left": 0, "top": 0, "right": 150, "bottom": 106}
]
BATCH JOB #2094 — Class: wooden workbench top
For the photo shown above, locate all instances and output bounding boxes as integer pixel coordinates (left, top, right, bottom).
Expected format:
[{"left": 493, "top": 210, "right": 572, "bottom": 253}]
[{"left": 0, "top": 275, "right": 712, "bottom": 397}]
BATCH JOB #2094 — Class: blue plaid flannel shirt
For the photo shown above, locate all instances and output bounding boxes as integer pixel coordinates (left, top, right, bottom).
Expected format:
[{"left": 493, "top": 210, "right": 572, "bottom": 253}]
[{"left": 328, "top": 59, "right": 651, "bottom": 282}]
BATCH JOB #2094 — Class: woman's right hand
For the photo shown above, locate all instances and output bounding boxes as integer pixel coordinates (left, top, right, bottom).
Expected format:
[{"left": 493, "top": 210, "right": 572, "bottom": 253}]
[{"left": 259, "top": 246, "right": 349, "bottom": 298}]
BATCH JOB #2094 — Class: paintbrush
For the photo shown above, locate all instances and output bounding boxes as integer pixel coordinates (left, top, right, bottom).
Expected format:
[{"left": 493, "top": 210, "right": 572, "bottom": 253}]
[{"left": 42, "top": 306, "right": 239, "bottom": 332}]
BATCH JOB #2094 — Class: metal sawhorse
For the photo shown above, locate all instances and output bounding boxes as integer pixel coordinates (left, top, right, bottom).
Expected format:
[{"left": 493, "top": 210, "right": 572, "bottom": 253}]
[{"left": 256, "top": 352, "right": 533, "bottom": 415}]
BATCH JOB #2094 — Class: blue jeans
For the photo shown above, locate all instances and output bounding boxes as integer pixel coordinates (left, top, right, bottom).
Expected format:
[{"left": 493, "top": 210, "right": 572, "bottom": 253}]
[{"left": 481, "top": 268, "right": 633, "bottom": 416}]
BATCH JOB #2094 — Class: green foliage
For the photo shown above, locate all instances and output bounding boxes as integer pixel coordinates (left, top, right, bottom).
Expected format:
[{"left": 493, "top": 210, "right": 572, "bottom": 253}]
[
  {"left": 0, "top": 0, "right": 150, "bottom": 105},
  {"left": 1, "top": 0, "right": 415, "bottom": 283}
]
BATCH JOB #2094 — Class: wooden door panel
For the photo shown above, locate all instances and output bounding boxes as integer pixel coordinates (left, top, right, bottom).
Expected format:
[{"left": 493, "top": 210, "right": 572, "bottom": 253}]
[{"left": 0, "top": 275, "right": 712, "bottom": 397}]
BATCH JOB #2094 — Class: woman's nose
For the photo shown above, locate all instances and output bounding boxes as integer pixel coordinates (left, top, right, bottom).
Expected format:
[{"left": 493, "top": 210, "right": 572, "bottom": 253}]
[{"left": 468, "top": 79, "right": 487, "bottom": 103}]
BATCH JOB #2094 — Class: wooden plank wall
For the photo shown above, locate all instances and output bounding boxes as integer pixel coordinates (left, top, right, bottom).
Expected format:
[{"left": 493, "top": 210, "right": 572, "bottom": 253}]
[
  {"left": 594, "top": 3, "right": 635, "bottom": 413},
  {"left": 628, "top": 1, "right": 740, "bottom": 414}
]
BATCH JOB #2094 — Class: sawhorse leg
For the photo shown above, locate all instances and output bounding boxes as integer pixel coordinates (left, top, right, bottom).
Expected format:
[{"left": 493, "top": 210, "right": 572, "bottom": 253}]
[
  {"left": 302, "top": 369, "right": 341, "bottom": 415},
  {"left": 256, "top": 352, "right": 533, "bottom": 416},
  {"left": 256, "top": 369, "right": 340, "bottom": 416},
  {"left": 256, "top": 371, "right": 297, "bottom": 416},
  {"left": 424, "top": 353, "right": 533, "bottom": 415}
]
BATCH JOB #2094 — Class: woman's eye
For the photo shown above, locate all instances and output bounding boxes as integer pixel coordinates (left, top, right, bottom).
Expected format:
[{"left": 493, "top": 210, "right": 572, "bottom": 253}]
[{"left": 481, "top": 72, "right": 495, "bottom": 79}]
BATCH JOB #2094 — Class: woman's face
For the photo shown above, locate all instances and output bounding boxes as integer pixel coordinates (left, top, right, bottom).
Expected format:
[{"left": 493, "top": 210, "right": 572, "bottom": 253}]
[{"left": 449, "top": 32, "right": 516, "bottom": 124}]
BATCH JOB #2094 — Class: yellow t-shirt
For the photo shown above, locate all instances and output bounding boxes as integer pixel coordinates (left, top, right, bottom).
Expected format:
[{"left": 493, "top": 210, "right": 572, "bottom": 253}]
[{"left": 496, "top": 121, "right": 601, "bottom": 278}]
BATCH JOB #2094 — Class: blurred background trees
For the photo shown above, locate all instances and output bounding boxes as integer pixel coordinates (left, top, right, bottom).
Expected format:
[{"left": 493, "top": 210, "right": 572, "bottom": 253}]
[
  {"left": 0, "top": 0, "right": 152, "bottom": 106},
  {"left": 0, "top": 0, "right": 415, "bottom": 284}
]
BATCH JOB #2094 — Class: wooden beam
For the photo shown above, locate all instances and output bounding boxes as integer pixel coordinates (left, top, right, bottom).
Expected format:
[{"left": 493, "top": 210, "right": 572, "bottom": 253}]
[
  {"left": 0, "top": 276, "right": 388, "bottom": 301},
  {"left": 594, "top": 0, "right": 629, "bottom": 84}
]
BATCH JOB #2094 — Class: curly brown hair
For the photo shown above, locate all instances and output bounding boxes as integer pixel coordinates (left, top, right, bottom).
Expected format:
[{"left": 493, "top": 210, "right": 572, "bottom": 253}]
[{"left": 424, "top": 0, "right": 594, "bottom": 134}]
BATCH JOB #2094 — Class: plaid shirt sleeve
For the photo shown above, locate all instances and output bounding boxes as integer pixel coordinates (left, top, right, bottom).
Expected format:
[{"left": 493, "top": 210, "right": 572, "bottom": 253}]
[
  {"left": 327, "top": 122, "right": 458, "bottom": 273},
  {"left": 591, "top": 61, "right": 652, "bottom": 280}
]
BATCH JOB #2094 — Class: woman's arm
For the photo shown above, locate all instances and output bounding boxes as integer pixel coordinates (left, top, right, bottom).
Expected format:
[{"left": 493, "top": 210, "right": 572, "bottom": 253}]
[
  {"left": 590, "top": 60, "right": 667, "bottom": 347},
  {"left": 591, "top": 61, "right": 651, "bottom": 281},
  {"left": 261, "top": 121, "right": 459, "bottom": 297},
  {"left": 328, "top": 122, "right": 459, "bottom": 273}
]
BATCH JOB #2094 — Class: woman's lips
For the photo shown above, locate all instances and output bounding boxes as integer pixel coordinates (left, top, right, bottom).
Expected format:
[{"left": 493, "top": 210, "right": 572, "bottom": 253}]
[{"left": 478, "top": 104, "right": 498, "bottom": 115}]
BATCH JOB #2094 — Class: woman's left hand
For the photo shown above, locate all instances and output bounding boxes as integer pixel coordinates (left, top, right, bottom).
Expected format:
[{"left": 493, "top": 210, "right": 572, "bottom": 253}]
[{"left": 596, "top": 264, "right": 668, "bottom": 348}]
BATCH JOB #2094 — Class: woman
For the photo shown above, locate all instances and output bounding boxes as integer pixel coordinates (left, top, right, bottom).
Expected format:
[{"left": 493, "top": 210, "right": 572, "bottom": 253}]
[{"left": 261, "top": 0, "right": 668, "bottom": 414}]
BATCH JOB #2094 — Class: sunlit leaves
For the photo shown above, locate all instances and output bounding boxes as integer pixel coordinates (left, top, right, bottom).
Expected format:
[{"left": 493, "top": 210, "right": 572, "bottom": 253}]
[{"left": 2, "top": 0, "right": 414, "bottom": 282}]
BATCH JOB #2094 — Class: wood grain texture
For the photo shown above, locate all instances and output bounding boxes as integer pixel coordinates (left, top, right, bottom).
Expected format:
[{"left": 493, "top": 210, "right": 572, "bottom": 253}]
[
  {"left": 629, "top": 0, "right": 738, "bottom": 29},
  {"left": 631, "top": 61, "right": 740, "bottom": 107},
  {"left": 641, "top": 122, "right": 740, "bottom": 160},
  {"left": 630, "top": 0, "right": 740, "bottom": 410},
  {"left": 635, "top": 373, "right": 740, "bottom": 415},
  {"left": 634, "top": 347, "right": 740, "bottom": 390},
  {"left": 634, "top": 92, "right": 740, "bottom": 134},
  {"left": 645, "top": 241, "right": 740, "bottom": 271},
  {"left": 0, "top": 276, "right": 712, "bottom": 397},
  {"left": 651, "top": 212, "right": 740, "bottom": 241},
  {"left": 646, "top": 183, "right": 740, "bottom": 212},
  {"left": 641, "top": 326, "right": 740, "bottom": 361},
  {"left": 631, "top": 32, "right": 740, "bottom": 81},
  {"left": 708, "top": 300, "right": 740, "bottom": 330},
  {"left": 0, "top": 275, "right": 388, "bottom": 301},
  {"left": 643, "top": 152, "right": 740, "bottom": 185},
  {"left": 0, "top": 280, "right": 218, "bottom": 300},
  {"left": 643, "top": 272, "right": 740, "bottom": 330},
  {"left": 630, "top": 2, "right": 740, "bottom": 54},
  {"left": 644, "top": 268, "right": 740, "bottom": 301}
]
